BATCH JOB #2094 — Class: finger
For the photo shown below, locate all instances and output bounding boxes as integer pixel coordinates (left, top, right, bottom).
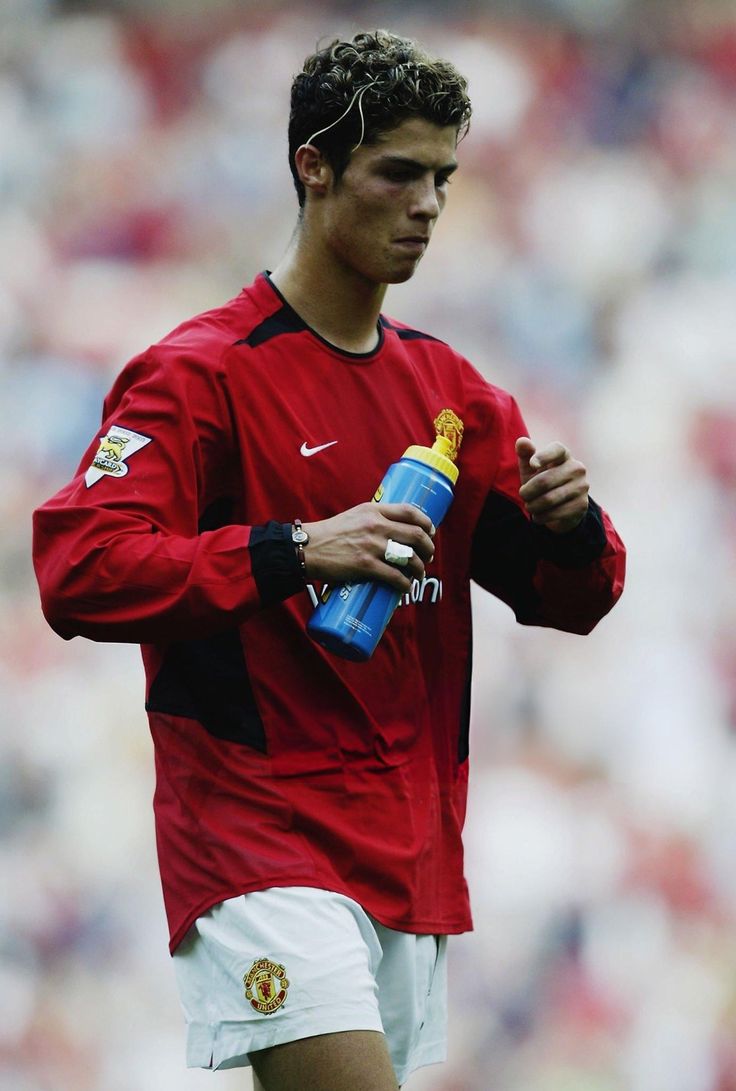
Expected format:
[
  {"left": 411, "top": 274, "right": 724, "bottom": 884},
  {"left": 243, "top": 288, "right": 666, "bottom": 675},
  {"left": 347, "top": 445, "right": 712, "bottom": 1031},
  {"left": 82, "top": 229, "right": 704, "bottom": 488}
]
[
  {"left": 524, "top": 480, "right": 589, "bottom": 519},
  {"left": 372, "top": 559, "right": 417, "bottom": 594},
  {"left": 516, "top": 436, "right": 547, "bottom": 483},
  {"left": 376, "top": 503, "right": 435, "bottom": 537},
  {"left": 515, "top": 436, "right": 541, "bottom": 474},
  {"left": 519, "top": 461, "right": 586, "bottom": 503},
  {"left": 378, "top": 532, "right": 427, "bottom": 579},
  {"left": 532, "top": 498, "right": 588, "bottom": 531},
  {"left": 532, "top": 441, "right": 570, "bottom": 469},
  {"left": 515, "top": 436, "right": 536, "bottom": 463},
  {"left": 522, "top": 470, "right": 587, "bottom": 507},
  {"left": 405, "top": 553, "right": 426, "bottom": 583},
  {"left": 384, "top": 521, "right": 435, "bottom": 564}
]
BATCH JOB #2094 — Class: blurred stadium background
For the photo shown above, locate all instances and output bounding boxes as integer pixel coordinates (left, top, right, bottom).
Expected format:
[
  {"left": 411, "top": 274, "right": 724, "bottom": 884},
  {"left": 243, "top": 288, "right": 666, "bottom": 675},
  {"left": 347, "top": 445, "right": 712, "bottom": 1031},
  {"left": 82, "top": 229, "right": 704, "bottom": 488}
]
[{"left": 3, "top": 0, "right": 736, "bottom": 1088}]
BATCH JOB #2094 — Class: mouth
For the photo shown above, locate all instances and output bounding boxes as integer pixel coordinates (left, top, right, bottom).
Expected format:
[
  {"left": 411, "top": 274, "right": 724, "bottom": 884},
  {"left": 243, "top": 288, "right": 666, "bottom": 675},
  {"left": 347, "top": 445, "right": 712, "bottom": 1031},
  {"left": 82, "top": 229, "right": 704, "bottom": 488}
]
[{"left": 394, "top": 237, "right": 429, "bottom": 254}]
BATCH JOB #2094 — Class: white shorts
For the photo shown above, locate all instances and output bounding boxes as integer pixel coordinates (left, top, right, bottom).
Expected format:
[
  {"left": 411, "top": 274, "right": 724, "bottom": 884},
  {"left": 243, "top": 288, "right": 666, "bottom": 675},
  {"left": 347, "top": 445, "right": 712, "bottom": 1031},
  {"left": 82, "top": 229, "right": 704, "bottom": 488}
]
[{"left": 173, "top": 886, "right": 448, "bottom": 1086}]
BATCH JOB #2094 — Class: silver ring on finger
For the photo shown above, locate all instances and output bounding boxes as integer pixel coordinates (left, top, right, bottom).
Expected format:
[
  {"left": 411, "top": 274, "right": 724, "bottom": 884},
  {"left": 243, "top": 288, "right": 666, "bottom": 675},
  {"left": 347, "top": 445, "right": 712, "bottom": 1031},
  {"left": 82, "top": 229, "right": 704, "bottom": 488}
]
[{"left": 384, "top": 539, "right": 414, "bottom": 567}]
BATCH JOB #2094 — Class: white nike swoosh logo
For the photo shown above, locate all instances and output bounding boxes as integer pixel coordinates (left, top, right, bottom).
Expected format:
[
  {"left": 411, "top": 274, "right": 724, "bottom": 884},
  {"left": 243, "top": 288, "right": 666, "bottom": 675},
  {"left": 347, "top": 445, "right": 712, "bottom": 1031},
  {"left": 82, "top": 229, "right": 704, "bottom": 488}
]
[{"left": 300, "top": 440, "right": 338, "bottom": 457}]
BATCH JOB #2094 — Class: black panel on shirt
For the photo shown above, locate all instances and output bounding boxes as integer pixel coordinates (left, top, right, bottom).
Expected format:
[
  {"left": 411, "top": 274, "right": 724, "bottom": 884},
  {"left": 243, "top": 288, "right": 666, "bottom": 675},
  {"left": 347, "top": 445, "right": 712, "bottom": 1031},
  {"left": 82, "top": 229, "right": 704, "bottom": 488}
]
[
  {"left": 235, "top": 301, "right": 386, "bottom": 358},
  {"left": 471, "top": 491, "right": 541, "bottom": 620},
  {"left": 234, "top": 303, "right": 308, "bottom": 349},
  {"left": 458, "top": 629, "right": 473, "bottom": 765},
  {"left": 379, "top": 316, "right": 441, "bottom": 343},
  {"left": 146, "top": 507, "right": 303, "bottom": 752},
  {"left": 471, "top": 494, "right": 606, "bottom": 620},
  {"left": 146, "top": 629, "right": 267, "bottom": 752},
  {"left": 234, "top": 284, "right": 440, "bottom": 354},
  {"left": 198, "top": 495, "right": 234, "bottom": 533}
]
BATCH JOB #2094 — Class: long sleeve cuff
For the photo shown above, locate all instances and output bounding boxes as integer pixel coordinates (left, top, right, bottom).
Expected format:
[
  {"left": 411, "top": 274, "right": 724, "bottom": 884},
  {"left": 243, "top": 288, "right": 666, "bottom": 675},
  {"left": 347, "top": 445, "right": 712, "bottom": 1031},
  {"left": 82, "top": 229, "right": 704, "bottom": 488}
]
[
  {"left": 531, "top": 498, "right": 608, "bottom": 569},
  {"left": 249, "top": 521, "right": 303, "bottom": 605}
]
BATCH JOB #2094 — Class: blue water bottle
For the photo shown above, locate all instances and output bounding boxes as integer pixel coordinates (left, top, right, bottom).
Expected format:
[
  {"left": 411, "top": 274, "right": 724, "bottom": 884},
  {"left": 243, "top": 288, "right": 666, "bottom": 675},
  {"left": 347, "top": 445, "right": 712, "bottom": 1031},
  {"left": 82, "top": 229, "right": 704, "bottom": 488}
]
[{"left": 307, "top": 432, "right": 460, "bottom": 661}]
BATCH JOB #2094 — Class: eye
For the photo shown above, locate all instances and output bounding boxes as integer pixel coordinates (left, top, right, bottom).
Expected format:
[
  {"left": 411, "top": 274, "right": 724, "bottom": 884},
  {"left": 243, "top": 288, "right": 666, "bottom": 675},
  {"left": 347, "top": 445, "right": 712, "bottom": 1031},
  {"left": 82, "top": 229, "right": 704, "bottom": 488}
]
[
  {"left": 384, "top": 168, "right": 415, "bottom": 183},
  {"left": 436, "top": 172, "right": 454, "bottom": 188}
]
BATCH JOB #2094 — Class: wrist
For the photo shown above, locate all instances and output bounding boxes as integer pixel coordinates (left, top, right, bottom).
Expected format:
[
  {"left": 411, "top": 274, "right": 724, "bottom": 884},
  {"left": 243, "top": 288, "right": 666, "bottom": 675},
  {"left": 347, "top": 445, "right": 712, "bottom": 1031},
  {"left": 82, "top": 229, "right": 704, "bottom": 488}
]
[
  {"left": 532, "top": 499, "right": 607, "bottom": 569},
  {"left": 291, "top": 518, "right": 309, "bottom": 580}
]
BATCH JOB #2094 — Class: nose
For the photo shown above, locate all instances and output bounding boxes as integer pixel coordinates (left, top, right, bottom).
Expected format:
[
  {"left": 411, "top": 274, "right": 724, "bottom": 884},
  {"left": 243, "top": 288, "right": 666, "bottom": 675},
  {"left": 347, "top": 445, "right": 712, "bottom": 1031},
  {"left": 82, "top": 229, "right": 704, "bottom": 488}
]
[{"left": 409, "top": 176, "right": 442, "bottom": 222}]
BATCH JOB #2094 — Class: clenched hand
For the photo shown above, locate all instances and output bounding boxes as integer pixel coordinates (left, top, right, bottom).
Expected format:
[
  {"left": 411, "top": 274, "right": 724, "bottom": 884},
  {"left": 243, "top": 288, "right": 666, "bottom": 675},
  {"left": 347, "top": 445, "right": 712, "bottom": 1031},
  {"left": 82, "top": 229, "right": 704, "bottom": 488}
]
[
  {"left": 516, "top": 436, "right": 590, "bottom": 535},
  {"left": 302, "top": 502, "right": 435, "bottom": 593}
]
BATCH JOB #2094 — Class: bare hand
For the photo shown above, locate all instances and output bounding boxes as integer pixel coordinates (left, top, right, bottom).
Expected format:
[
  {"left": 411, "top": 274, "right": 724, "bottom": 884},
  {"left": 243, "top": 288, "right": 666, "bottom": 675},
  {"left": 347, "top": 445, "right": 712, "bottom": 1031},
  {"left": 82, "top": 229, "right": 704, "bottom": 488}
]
[
  {"left": 302, "top": 502, "right": 436, "bottom": 593},
  {"left": 516, "top": 437, "right": 589, "bottom": 534}
]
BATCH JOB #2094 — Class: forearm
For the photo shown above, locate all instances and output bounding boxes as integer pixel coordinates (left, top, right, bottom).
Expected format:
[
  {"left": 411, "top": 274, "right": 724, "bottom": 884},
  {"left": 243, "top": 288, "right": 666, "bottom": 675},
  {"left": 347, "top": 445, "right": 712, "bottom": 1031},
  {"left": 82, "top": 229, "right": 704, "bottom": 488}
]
[
  {"left": 526, "top": 504, "right": 625, "bottom": 634},
  {"left": 33, "top": 506, "right": 302, "bottom": 644},
  {"left": 471, "top": 495, "right": 626, "bottom": 634}
]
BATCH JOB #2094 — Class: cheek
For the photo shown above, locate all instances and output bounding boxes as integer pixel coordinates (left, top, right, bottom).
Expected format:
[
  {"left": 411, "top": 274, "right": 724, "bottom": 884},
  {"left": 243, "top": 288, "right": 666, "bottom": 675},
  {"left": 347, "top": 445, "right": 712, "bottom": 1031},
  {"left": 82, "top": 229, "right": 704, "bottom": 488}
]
[
  {"left": 329, "top": 190, "right": 400, "bottom": 262},
  {"left": 342, "top": 206, "right": 389, "bottom": 249}
]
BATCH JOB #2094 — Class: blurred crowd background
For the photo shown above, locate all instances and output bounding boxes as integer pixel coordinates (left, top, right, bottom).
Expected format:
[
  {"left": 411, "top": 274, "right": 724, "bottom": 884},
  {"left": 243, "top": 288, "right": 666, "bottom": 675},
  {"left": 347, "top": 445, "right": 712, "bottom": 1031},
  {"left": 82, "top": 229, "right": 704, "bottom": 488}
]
[{"left": 2, "top": 0, "right": 736, "bottom": 1088}]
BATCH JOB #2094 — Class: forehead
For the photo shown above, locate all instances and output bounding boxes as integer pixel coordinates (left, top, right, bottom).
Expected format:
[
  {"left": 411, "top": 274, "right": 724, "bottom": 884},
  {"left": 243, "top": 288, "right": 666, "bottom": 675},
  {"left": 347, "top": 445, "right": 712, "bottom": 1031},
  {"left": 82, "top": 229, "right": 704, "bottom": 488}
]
[{"left": 359, "top": 116, "right": 459, "bottom": 167}]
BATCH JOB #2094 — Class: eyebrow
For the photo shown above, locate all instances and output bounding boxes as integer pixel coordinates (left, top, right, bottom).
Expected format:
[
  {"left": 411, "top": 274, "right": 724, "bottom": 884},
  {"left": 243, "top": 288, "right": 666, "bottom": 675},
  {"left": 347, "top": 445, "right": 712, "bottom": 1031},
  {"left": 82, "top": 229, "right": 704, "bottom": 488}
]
[{"left": 376, "top": 155, "right": 459, "bottom": 175}]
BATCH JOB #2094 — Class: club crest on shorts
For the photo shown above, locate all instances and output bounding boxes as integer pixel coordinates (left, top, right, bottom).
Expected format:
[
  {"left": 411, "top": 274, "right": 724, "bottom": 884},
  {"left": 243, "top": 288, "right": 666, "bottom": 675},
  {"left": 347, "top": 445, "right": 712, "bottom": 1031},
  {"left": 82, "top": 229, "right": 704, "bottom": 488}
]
[
  {"left": 85, "top": 424, "right": 152, "bottom": 488},
  {"left": 244, "top": 958, "right": 290, "bottom": 1015}
]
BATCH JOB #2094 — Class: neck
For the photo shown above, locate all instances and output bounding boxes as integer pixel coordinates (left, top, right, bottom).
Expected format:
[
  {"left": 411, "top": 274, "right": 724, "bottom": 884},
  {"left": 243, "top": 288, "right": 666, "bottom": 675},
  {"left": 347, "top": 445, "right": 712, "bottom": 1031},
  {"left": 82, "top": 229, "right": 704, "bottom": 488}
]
[{"left": 271, "top": 223, "right": 388, "bottom": 355}]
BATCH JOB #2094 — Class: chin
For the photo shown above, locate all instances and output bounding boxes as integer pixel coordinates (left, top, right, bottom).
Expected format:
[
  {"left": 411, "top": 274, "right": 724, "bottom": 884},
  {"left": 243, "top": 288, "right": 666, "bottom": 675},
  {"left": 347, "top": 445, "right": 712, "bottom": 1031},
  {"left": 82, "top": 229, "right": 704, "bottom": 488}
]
[
  {"left": 385, "top": 271, "right": 416, "bottom": 285},
  {"left": 384, "top": 260, "right": 422, "bottom": 285}
]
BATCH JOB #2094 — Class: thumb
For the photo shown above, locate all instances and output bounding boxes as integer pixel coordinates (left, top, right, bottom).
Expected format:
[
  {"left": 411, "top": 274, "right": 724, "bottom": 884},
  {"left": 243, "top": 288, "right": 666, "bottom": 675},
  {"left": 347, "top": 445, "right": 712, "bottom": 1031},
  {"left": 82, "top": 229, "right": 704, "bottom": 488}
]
[{"left": 516, "top": 436, "right": 542, "bottom": 480}]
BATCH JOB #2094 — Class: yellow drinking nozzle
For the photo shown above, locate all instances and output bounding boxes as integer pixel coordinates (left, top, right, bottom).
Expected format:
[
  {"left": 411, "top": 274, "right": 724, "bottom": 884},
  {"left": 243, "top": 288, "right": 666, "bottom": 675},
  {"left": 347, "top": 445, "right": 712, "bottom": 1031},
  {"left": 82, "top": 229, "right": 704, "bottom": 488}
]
[{"left": 432, "top": 435, "right": 454, "bottom": 459}]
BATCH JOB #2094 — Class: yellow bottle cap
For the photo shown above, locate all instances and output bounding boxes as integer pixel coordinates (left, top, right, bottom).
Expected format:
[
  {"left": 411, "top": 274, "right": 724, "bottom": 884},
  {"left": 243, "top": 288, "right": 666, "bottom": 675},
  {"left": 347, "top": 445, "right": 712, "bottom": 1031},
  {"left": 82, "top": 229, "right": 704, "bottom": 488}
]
[{"left": 402, "top": 435, "right": 459, "bottom": 484}]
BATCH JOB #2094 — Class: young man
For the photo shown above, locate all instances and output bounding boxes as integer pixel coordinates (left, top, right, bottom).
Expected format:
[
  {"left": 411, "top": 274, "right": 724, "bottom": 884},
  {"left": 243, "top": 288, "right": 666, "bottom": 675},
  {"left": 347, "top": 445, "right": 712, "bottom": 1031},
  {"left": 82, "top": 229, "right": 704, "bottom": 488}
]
[{"left": 32, "top": 30, "right": 625, "bottom": 1091}]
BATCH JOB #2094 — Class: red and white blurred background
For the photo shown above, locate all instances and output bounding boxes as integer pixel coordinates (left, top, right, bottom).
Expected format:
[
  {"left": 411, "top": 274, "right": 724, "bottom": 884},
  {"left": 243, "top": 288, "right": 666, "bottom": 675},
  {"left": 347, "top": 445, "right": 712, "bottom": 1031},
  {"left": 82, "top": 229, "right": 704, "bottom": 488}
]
[{"left": 2, "top": 1, "right": 736, "bottom": 1088}]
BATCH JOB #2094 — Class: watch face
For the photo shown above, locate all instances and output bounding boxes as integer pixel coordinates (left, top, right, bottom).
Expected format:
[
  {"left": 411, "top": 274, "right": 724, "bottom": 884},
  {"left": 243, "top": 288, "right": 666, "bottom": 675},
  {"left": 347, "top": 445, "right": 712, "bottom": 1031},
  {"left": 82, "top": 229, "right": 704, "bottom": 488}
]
[{"left": 292, "top": 529, "right": 309, "bottom": 545}]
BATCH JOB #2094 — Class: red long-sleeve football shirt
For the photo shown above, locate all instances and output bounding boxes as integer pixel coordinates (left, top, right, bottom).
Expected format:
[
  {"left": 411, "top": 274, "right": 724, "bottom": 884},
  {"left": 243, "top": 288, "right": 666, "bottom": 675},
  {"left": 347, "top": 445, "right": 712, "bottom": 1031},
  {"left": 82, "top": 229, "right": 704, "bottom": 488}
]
[{"left": 33, "top": 273, "right": 626, "bottom": 951}]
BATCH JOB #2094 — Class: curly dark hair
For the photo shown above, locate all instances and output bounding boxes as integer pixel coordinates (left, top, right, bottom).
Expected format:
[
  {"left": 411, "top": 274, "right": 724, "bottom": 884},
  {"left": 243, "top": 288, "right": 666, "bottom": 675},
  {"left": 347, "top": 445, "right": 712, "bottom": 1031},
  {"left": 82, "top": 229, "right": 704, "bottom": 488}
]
[{"left": 288, "top": 30, "right": 472, "bottom": 206}]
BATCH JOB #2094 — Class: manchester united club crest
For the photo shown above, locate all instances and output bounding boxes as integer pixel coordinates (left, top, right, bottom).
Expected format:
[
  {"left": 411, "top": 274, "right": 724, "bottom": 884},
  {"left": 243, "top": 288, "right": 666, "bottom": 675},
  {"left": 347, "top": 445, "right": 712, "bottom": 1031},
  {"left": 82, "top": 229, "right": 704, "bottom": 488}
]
[
  {"left": 433, "top": 409, "right": 464, "bottom": 462},
  {"left": 244, "top": 958, "right": 290, "bottom": 1015}
]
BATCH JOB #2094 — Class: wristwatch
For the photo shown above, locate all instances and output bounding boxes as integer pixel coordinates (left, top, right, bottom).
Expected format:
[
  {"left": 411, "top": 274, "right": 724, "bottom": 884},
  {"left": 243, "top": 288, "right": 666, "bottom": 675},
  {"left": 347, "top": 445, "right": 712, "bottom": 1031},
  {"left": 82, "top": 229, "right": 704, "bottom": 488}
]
[{"left": 292, "top": 518, "right": 309, "bottom": 578}]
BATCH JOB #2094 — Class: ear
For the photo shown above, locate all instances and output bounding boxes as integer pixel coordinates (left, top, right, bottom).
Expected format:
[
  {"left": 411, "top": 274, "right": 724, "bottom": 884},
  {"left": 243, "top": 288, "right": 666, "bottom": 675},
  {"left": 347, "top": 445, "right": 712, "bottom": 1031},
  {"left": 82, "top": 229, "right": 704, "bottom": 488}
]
[{"left": 294, "top": 144, "right": 332, "bottom": 198}]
